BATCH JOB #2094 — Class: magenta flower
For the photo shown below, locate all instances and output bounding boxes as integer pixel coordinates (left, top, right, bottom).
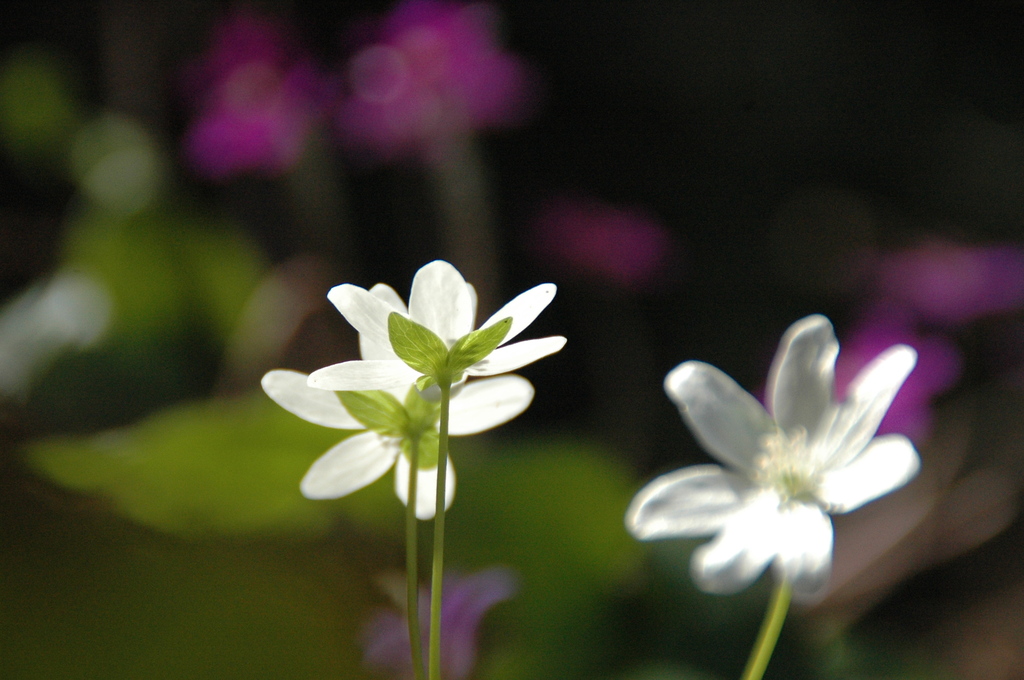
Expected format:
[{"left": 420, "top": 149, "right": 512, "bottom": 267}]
[
  {"left": 182, "top": 9, "right": 326, "bottom": 179},
  {"left": 361, "top": 567, "right": 518, "bottom": 680},
  {"left": 336, "top": 0, "right": 536, "bottom": 162},
  {"left": 530, "top": 198, "right": 678, "bottom": 291},
  {"left": 875, "top": 239, "right": 1024, "bottom": 326},
  {"left": 833, "top": 308, "right": 962, "bottom": 441}
]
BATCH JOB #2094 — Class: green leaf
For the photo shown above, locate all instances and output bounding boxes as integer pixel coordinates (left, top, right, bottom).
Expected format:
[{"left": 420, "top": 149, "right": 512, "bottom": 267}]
[
  {"left": 0, "top": 513, "right": 372, "bottom": 678},
  {"left": 404, "top": 387, "right": 440, "bottom": 434},
  {"left": 446, "top": 437, "right": 644, "bottom": 680},
  {"left": 402, "top": 429, "right": 439, "bottom": 470},
  {"left": 24, "top": 394, "right": 348, "bottom": 536},
  {"left": 61, "top": 206, "right": 264, "bottom": 342},
  {"left": 0, "top": 45, "right": 82, "bottom": 171},
  {"left": 416, "top": 374, "right": 437, "bottom": 393},
  {"left": 448, "top": 317, "right": 512, "bottom": 375},
  {"left": 388, "top": 312, "right": 448, "bottom": 377},
  {"left": 337, "top": 390, "right": 407, "bottom": 436}
]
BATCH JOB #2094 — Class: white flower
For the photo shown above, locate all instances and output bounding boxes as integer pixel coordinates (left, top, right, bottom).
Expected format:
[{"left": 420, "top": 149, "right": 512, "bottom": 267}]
[
  {"left": 262, "top": 369, "right": 534, "bottom": 519},
  {"left": 625, "top": 315, "right": 921, "bottom": 598},
  {"left": 307, "top": 260, "right": 566, "bottom": 392}
]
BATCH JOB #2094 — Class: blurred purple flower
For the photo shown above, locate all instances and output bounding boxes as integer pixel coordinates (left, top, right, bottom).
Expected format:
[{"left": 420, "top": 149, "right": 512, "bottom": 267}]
[
  {"left": 336, "top": 0, "right": 536, "bottom": 162},
  {"left": 875, "top": 239, "right": 1024, "bottom": 326},
  {"left": 530, "top": 198, "right": 678, "bottom": 291},
  {"left": 182, "top": 9, "right": 326, "bottom": 180},
  {"left": 361, "top": 567, "right": 517, "bottom": 680},
  {"left": 833, "top": 308, "right": 962, "bottom": 441}
]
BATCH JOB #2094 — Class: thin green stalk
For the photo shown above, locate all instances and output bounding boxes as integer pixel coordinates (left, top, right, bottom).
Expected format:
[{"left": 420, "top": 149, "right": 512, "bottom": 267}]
[
  {"left": 739, "top": 581, "right": 792, "bottom": 680},
  {"left": 427, "top": 381, "right": 452, "bottom": 680},
  {"left": 405, "top": 437, "right": 426, "bottom": 680}
]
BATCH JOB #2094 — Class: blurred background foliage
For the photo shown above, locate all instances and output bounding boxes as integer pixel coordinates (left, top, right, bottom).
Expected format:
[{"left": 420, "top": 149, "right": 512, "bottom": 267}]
[{"left": 3, "top": 1, "right": 1024, "bottom": 678}]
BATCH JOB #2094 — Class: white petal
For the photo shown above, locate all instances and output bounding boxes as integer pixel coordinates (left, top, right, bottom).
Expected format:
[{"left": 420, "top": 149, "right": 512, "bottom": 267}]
[
  {"left": 395, "top": 454, "right": 456, "bottom": 520},
  {"left": 300, "top": 432, "right": 399, "bottom": 499},
  {"left": 308, "top": 360, "right": 420, "bottom": 391},
  {"left": 480, "top": 283, "right": 557, "bottom": 345},
  {"left": 766, "top": 315, "right": 838, "bottom": 438},
  {"left": 464, "top": 336, "right": 567, "bottom": 376},
  {"left": 327, "top": 284, "right": 396, "bottom": 350},
  {"left": 817, "top": 345, "right": 917, "bottom": 468},
  {"left": 664, "top": 361, "right": 776, "bottom": 473},
  {"left": 359, "top": 284, "right": 407, "bottom": 360},
  {"left": 466, "top": 282, "right": 478, "bottom": 324},
  {"left": 447, "top": 375, "right": 535, "bottom": 435},
  {"left": 368, "top": 282, "right": 408, "bottom": 313},
  {"left": 818, "top": 434, "right": 920, "bottom": 513},
  {"left": 625, "top": 465, "right": 753, "bottom": 540},
  {"left": 690, "top": 495, "right": 782, "bottom": 594},
  {"left": 261, "top": 369, "right": 361, "bottom": 429},
  {"left": 771, "top": 504, "right": 833, "bottom": 598},
  {"left": 408, "top": 260, "right": 474, "bottom": 345}
]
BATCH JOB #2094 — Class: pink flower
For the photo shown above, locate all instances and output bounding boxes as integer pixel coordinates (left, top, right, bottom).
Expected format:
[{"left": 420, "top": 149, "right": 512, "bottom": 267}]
[
  {"left": 833, "top": 308, "right": 962, "bottom": 441},
  {"left": 182, "top": 9, "right": 326, "bottom": 179},
  {"left": 336, "top": 0, "right": 536, "bottom": 162},
  {"left": 361, "top": 567, "right": 518, "bottom": 680},
  {"left": 875, "top": 239, "right": 1024, "bottom": 326},
  {"left": 530, "top": 198, "right": 678, "bottom": 291}
]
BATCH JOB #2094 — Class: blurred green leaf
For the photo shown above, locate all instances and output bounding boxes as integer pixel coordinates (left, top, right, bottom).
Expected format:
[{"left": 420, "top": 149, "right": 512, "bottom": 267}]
[
  {"left": 447, "top": 437, "right": 643, "bottom": 680},
  {"left": 339, "top": 390, "right": 406, "bottom": 436},
  {"left": 405, "top": 428, "right": 439, "bottom": 469},
  {"left": 0, "top": 44, "right": 81, "bottom": 170},
  {"left": 0, "top": 516, "right": 374, "bottom": 679},
  {"left": 70, "top": 114, "right": 166, "bottom": 213},
  {"left": 24, "top": 393, "right": 373, "bottom": 536},
  {"left": 172, "top": 214, "right": 265, "bottom": 342},
  {"left": 61, "top": 206, "right": 264, "bottom": 343},
  {"left": 617, "top": 663, "right": 722, "bottom": 680}
]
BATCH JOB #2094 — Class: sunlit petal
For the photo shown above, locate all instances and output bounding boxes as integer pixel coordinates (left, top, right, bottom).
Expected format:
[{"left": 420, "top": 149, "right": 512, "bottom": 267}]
[
  {"left": 766, "top": 315, "right": 838, "bottom": 438},
  {"left": 466, "top": 283, "right": 478, "bottom": 326},
  {"left": 300, "top": 432, "right": 399, "bottom": 499},
  {"left": 690, "top": 495, "right": 781, "bottom": 594},
  {"left": 328, "top": 283, "right": 395, "bottom": 350},
  {"left": 464, "top": 336, "right": 567, "bottom": 375},
  {"left": 395, "top": 454, "right": 456, "bottom": 520},
  {"left": 409, "top": 261, "right": 474, "bottom": 345},
  {"left": 479, "top": 283, "right": 557, "bottom": 345},
  {"left": 664, "top": 361, "right": 775, "bottom": 472},
  {"left": 448, "top": 375, "right": 534, "bottom": 435},
  {"left": 819, "top": 345, "right": 917, "bottom": 467},
  {"left": 819, "top": 434, "right": 920, "bottom": 512},
  {"left": 261, "top": 369, "right": 361, "bottom": 428},
  {"left": 771, "top": 504, "right": 833, "bottom": 599},
  {"left": 625, "top": 465, "right": 752, "bottom": 539},
  {"left": 368, "top": 282, "right": 408, "bottom": 313},
  {"left": 359, "top": 284, "right": 407, "bottom": 360},
  {"left": 308, "top": 360, "right": 421, "bottom": 390}
]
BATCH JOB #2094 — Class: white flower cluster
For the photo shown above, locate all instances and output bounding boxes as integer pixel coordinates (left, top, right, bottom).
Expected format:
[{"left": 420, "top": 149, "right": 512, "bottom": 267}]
[{"left": 263, "top": 260, "right": 565, "bottom": 519}]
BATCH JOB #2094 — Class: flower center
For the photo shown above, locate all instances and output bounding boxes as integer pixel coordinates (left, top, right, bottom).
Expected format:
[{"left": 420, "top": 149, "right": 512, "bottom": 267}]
[{"left": 752, "top": 427, "right": 820, "bottom": 506}]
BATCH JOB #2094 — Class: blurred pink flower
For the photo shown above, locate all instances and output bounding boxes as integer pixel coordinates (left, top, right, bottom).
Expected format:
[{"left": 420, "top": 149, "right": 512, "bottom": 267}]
[
  {"left": 875, "top": 239, "right": 1024, "bottom": 326},
  {"left": 531, "top": 198, "right": 678, "bottom": 291},
  {"left": 833, "top": 308, "right": 962, "bottom": 441},
  {"left": 361, "top": 567, "right": 518, "bottom": 680},
  {"left": 182, "top": 9, "right": 326, "bottom": 180},
  {"left": 336, "top": 0, "right": 536, "bottom": 162}
]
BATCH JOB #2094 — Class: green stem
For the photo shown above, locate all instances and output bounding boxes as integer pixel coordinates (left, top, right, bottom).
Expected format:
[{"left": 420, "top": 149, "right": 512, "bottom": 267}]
[
  {"left": 428, "top": 381, "right": 452, "bottom": 680},
  {"left": 405, "top": 437, "right": 426, "bottom": 680},
  {"left": 739, "top": 581, "right": 792, "bottom": 680}
]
